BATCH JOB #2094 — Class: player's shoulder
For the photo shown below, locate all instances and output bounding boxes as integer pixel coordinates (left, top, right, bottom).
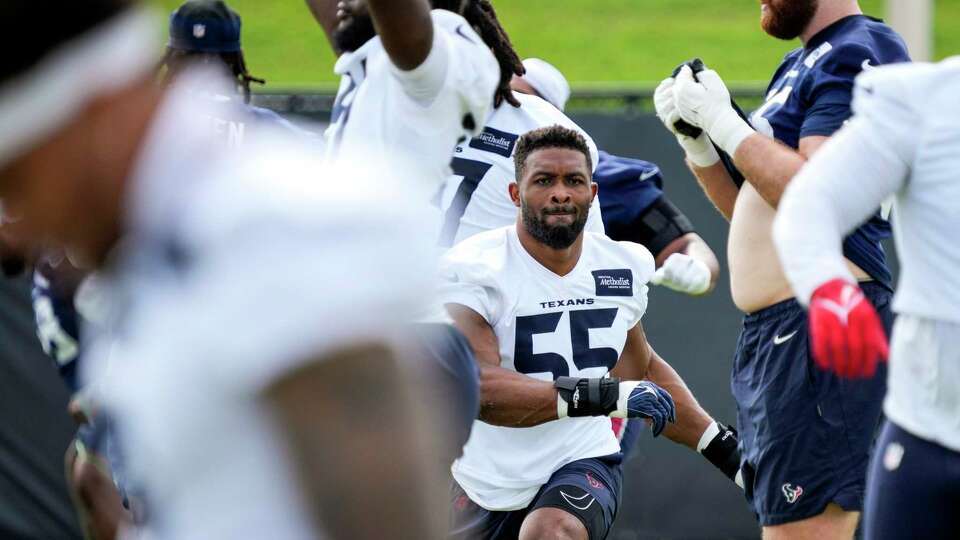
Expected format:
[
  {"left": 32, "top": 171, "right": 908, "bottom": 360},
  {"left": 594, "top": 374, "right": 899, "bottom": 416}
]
[
  {"left": 441, "top": 226, "right": 513, "bottom": 285},
  {"left": 854, "top": 57, "right": 960, "bottom": 117},
  {"left": 594, "top": 151, "right": 662, "bottom": 187},
  {"left": 812, "top": 16, "right": 909, "bottom": 72},
  {"left": 429, "top": 7, "right": 471, "bottom": 31},
  {"left": 445, "top": 226, "right": 512, "bottom": 264},
  {"left": 585, "top": 233, "right": 656, "bottom": 284}
]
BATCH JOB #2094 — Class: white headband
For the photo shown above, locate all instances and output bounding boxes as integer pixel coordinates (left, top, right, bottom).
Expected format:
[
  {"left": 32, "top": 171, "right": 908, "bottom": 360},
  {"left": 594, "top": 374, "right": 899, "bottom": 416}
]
[{"left": 0, "top": 8, "right": 158, "bottom": 170}]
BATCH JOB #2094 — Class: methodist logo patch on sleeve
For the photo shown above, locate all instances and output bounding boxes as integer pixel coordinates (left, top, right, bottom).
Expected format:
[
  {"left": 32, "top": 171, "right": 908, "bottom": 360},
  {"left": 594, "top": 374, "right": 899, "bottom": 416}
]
[
  {"left": 592, "top": 269, "right": 633, "bottom": 296},
  {"left": 468, "top": 127, "right": 518, "bottom": 158}
]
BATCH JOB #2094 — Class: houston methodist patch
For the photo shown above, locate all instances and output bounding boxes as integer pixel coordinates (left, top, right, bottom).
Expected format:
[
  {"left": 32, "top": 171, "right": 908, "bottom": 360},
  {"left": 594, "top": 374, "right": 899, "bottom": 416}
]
[
  {"left": 468, "top": 127, "right": 518, "bottom": 158},
  {"left": 592, "top": 269, "right": 633, "bottom": 296}
]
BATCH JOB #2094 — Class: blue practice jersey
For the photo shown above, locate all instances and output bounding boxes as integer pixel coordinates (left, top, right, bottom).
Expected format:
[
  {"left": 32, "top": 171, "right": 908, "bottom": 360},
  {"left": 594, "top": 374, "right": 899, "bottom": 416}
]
[
  {"left": 594, "top": 151, "right": 664, "bottom": 236},
  {"left": 31, "top": 267, "right": 83, "bottom": 392},
  {"left": 750, "top": 15, "right": 909, "bottom": 291}
]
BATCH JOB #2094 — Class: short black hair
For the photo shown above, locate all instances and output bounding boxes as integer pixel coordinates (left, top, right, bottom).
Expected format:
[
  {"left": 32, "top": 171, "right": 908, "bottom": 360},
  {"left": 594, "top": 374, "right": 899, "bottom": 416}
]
[
  {"left": 513, "top": 125, "right": 593, "bottom": 182},
  {"left": 0, "top": 0, "right": 131, "bottom": 86}
]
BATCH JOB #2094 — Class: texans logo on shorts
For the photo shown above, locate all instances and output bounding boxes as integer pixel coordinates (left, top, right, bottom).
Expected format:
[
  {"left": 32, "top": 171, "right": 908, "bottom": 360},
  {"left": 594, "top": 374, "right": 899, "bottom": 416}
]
[
  {"left": 585, "top": 472, "right": 604, "bottom": 490},
  {"left": 781, "top": 483, "right": 804, "bottom": 504}
]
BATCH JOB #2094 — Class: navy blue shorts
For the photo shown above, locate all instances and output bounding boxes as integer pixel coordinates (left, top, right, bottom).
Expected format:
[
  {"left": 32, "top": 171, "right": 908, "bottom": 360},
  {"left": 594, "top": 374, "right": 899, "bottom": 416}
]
[
  {"left": 449, "top": 454, "right": 623, "bottom": 540},
  {"left": 731, "top": 282, "right": 892, "bottom": 526},
  {"left": 412, "top": 323, "right": 480, "bottom": 459},
  {"left": 864, "top": 420, "right": 960, "bottom": 540}
]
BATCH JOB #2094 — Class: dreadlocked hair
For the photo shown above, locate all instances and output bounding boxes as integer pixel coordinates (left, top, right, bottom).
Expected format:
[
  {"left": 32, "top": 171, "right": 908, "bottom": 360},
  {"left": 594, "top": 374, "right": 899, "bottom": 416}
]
[
  {"left": 158, "top": 48, "right": 266, "bottom": 104},
  {"left": 432, "top": 0, "right": 525, "bottom": 108}
]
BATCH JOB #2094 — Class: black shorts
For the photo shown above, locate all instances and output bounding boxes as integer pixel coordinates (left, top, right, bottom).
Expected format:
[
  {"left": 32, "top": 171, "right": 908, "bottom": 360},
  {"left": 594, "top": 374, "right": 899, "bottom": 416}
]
[
  {"left": 731, "top": 282, "right": 892, "bottom": 526},
  {"left": 449, "top": 454, "right": 623, "bottom": 540}
]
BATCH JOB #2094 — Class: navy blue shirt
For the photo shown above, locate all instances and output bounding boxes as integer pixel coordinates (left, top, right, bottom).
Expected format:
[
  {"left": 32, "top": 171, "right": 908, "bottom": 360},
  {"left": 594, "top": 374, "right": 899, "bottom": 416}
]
[
  {"left": 750, "top": 15, "right": 909, "bottom": 291},
  {"left": 31, "top": 267, "right": 83, "bottom": 392},
  {"left": 594, "top": 150, "right": 665, "bottom": 235}
]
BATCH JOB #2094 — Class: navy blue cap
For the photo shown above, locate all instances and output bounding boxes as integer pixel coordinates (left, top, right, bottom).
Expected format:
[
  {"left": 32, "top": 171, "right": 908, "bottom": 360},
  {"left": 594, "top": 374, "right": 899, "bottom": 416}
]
[{"left": 168, "top": 0, "right": 241, "bottom": 53}]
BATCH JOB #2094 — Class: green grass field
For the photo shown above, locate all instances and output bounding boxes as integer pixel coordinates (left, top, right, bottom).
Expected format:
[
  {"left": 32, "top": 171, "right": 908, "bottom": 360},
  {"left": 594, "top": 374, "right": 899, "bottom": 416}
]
[{"left": 151, "top": 0, "right": 960, "bottom": 89}]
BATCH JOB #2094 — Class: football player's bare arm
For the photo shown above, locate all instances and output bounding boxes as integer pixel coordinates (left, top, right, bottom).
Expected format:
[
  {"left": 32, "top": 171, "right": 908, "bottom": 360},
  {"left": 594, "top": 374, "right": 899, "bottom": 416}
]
[
  {"left": 447, "top": 303, "right": 560, "bottom": 428},
  {"left": 367, "top": 0, "right": 434, "bottom": 71},
  {"left": 645, "top": 352, "right": 712, "bottom": 450},
  {"left": 264, "top": 344, "right": 446, "bottom": 540},
  {"left": 687, "top": 161, "right": 739, "bottom": 221},
  {"left": 303, "top": 0, "right": 340, "bottom": 54},
  {"left": 612, "top": 327, "right": 714, "bottom": 450},
  {"left": 655, "top": 232, "right": 720, "bottom": 293},
  {"left": 733, "top": 134, "right": 827, "bottom": 208},
  {"left": 65, "top": 440, "right": 131, "bottom": 540}
]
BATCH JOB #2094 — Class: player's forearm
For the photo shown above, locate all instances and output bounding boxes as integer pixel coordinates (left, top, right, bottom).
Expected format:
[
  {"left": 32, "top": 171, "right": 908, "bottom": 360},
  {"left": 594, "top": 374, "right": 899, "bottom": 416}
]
[
  {"left": 688, "top": 161, "right": 738, "bottom": 221},
  {"left": 645, "top": 351, "right": 711, "bottom": 450},
  {"left": 367, "top": 0, "right": 434, "bottom": 70},
  {"left": 478, "top": 365, "right": 560, "bottom": 428},
  {"left": 731, "top": 133, "right": 808, "bottom": 208}
]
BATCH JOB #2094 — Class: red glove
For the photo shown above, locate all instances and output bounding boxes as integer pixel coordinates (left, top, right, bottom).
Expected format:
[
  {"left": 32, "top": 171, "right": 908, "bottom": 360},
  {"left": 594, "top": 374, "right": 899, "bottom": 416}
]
[{"left": 808, "top": 279, "right": 889, "bottom": 378}]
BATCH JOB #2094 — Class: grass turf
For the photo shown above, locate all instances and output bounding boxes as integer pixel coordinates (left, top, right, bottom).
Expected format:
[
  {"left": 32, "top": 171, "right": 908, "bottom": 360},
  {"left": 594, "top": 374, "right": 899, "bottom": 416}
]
[{"left": 150, "top": 0, "right": 960, "bottom": 89}]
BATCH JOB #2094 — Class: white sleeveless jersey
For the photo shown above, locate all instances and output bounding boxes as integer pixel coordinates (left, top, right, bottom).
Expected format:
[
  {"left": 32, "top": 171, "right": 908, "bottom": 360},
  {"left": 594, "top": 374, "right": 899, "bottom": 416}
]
[
  {"left": 441, "top": 226, "right": 654, "bottom": 510},
  {"left": 437, "top": 92, "right": 603, "bottom": 247},
  {"left": 325, "top": 9, "right": 498, "bottom": 193}
]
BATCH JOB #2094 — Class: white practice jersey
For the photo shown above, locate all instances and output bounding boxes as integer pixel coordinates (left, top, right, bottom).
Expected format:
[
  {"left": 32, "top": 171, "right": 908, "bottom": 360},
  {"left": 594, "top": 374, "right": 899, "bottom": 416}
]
[
  {"left": 84, "top": 72, "right": 436, "bottom": 540},
  {"left": 325, "top": 9, "right": 499, "bottom": 193},
  {"left": 438, "top": 92, "right": 603, "bottom": 247},
  {"left": 774, "top": 57, "right": 960, "bottom": 451},
  {"left": 441, "top": 226, "right": 654, "bottom": 510}
]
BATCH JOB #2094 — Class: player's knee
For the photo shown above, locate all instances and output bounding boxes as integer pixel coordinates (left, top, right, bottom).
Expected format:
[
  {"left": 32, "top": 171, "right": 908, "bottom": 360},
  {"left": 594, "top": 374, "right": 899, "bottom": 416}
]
[{"left": 520, "top": 507, "right": 588, "bottom": 540}]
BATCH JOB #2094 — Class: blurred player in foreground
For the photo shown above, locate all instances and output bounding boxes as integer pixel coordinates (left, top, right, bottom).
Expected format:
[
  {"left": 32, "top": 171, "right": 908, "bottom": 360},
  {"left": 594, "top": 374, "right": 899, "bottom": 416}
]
[
  {"left": 510, "top": 59, "right": 740, "bottom": 489},
  {"left": 442, "top": 126, "right": 676, "bottom": 540},
  {"left": 655, "top": 1, "right": 908, "bottom": 536},
  {"left": 774, "top": 58, "right": 960, "bottom": 540},
  {"left": 0, "top": 1, "right": 449, "bottom": 539}
]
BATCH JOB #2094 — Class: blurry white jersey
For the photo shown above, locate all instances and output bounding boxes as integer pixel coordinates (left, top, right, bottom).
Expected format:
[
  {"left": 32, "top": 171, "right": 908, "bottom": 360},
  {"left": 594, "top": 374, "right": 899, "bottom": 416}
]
[
  {"left": 438, "top": 92, "right": 603, "bottom": 247},
  {"left": 441, "top": 226, "right": 654, "bottom": 510},
  {"left": 860, "top": 60, "right": 960, "bottom": 451},
  {"left": 84, "top": 72, "right": 436, "bottom": 540},
  {"left": 776, "top": 58, "right": 960, "bottom": 451},
  {"left": 325, "top": 9, "right": 499, "bottom": 192}
]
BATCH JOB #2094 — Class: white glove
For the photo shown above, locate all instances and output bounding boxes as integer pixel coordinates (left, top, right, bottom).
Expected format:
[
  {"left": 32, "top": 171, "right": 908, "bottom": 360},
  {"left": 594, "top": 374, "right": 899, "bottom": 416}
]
[
  {"left": 654, "top": 77, "right": 720, "bottom": 167},
  {"left": 673, "top": 66, "right": 755, "bottom": 157},
  {"left": 651, "top": 253, "right": 712, "bottom": 295}
]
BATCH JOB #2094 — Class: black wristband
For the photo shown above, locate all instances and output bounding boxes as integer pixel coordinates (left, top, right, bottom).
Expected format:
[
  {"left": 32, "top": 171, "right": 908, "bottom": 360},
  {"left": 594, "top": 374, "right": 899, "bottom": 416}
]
[
  {"left": 701, "top": 423, "right": 741, "bottom": 482},
  {"left": 555, "top": 376, "right": 620, "bottom": 417}
]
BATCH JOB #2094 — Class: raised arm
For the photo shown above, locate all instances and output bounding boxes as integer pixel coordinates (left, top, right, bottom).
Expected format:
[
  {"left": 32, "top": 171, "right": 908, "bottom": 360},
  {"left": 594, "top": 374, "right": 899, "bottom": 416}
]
[{"left": 367, "top": 0, "right": 434, "bottom": 70}]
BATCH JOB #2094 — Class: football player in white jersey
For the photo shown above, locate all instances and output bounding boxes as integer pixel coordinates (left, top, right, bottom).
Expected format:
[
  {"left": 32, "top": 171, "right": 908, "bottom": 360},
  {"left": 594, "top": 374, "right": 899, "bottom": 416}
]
[
  {"left": 310, "top": 0, "right": 500, "bottom": 189},
  {"left": 450, "top": 53, "right": 742, "bottom": 487},
  {"left": 0, "top": 1, "right": 451, "bottom": 539},
  {"left": 773, "top": 58, "right": 960, "bottom": 540},
  {"left": 443, "top": 125, "right": 685, "bottom": 540}
]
